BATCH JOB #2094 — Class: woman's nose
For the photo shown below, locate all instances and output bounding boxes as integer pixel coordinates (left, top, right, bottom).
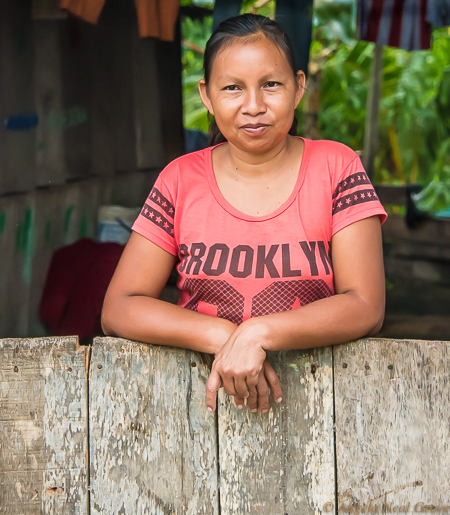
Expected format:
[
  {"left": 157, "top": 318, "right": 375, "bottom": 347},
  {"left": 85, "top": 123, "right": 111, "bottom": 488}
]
[{"left": 241, "top": 88, "right": 266, "bottom": 115}]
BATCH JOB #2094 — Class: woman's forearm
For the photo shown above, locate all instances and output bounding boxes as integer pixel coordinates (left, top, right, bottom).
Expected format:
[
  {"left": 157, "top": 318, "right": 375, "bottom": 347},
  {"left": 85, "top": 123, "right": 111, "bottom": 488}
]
[
  {"left": 241, "top": 290, "right": 385, "bottom": 352},
  {"left": 101, "top": 295, "right": 235, "bottom": 355}
]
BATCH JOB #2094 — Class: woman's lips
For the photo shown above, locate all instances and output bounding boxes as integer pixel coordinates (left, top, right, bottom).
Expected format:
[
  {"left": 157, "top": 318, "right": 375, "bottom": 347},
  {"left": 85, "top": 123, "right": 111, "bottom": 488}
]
[{"left": 240, "top": 124, "right": 269, "bottom": 135}]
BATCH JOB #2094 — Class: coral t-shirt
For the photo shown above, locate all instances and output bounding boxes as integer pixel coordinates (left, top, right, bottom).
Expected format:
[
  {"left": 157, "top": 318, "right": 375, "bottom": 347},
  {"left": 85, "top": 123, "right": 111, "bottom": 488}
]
[{"left": 131, "top": 138, "right": 387, "bottom": 325}]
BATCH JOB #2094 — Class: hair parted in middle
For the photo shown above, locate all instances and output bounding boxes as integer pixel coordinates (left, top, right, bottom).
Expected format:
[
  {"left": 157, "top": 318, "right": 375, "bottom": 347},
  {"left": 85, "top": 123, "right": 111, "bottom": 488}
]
[{"left": 202, "top": 13, "right": 300, "bottom": 146}]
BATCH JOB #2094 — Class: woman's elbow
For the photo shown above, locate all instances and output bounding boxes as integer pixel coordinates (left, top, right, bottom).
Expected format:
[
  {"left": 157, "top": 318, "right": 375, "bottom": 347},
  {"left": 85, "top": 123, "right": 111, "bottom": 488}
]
[
  {"left": 365, "top": 301, "right": 385, "bottom": 336},
  {"left": 101, "top": 299, "right": 119, "bottom": 337}
]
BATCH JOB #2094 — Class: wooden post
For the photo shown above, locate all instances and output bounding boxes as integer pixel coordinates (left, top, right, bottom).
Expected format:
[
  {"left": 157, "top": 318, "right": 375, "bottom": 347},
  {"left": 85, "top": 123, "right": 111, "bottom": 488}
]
[
  {"left": 89, "top": 337, "right": 219, "bottom": 514},
  {"left": 363, "top": 44, "right": 383, "bottom": 181},
  {"left": 218, "top": 347, "right": 335, "bottom": 513},
  {"left": 0, "top": 336, "right": 87, "bottom": 512},
  {"left": 334, "top": 338, "right": 450, "bottom": 507}
]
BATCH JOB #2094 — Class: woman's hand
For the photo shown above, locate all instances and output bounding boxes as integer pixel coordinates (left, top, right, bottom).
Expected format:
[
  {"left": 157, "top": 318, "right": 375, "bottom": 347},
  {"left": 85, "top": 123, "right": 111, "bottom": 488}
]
[
  {"left": 233, "top": 357, "right": 283, "bottom": 413},
  {"left": 205, "top": 320, "right": 276, "bottom": 412}
]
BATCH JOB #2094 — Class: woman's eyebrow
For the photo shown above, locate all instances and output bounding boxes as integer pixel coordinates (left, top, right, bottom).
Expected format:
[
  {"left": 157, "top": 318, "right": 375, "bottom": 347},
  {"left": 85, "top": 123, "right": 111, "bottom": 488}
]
[{"left": 216, "top": 71, "right": 283, "bottom": 83}]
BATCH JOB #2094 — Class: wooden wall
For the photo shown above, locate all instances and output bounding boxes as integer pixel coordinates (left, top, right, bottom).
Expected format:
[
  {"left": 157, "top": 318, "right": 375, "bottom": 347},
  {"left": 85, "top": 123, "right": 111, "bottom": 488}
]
[
  {"left": 376, "top": 186, "right": 450, "bottom": 340},
  {"left": 0, "top": 0, "right": 184, "bottom": 338},
  {"left": 1, "top": 336, "right": 449, "bottom": 513}
]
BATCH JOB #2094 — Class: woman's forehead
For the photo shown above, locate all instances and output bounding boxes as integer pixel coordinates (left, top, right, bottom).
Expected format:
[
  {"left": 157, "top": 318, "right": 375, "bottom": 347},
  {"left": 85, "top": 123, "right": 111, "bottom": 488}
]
[{"left": 210, "top": 37, "right": 292, "bottom": 77}]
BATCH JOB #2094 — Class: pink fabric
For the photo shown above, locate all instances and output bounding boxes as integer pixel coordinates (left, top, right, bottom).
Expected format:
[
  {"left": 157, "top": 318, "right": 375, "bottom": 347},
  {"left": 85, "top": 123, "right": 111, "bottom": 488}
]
[{"left": 132, "top": 139, "right": 387, "bottom": 325}]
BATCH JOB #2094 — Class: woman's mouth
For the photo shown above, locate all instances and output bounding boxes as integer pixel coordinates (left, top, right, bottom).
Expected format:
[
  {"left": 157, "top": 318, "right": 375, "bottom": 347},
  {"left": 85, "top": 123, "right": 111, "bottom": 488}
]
[{"left": 240, "top": 123, "right": 269, "bottom": 135}]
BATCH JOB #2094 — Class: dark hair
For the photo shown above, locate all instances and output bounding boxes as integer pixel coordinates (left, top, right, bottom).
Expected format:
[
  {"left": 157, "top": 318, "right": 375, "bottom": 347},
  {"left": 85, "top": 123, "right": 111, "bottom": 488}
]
[{"left": 203, "top": 13, "right": 299, "bottom": 146}]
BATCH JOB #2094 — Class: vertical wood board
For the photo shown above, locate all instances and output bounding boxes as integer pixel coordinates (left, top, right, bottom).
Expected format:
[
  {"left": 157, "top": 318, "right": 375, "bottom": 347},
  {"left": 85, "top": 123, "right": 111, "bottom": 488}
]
[
  {"left": 132, "top": 29, "right": 165, "bottom": 170},
  {"left": 35, "top": 20, "right": 67, "bottom": 186},
  {"left": 0, "top": 0, "right": 36, "bottom": 195},
  {"left": 0, "top": 336, "right": 87, "bottom": 513},
  {"left": 218, "top": 347, "right": 335, "bottom": 514},
  {"left": 60, "top": 19, "right": 92, "bottom": 181},
  {"left": 334, "top": 338, "right": 450, "bottom": 508},
  {"left": 0, "top": 194, "right": 33, "bottom": 338},
  {"left": 89, "top": 337, "right": 219, "bottom": 515}
]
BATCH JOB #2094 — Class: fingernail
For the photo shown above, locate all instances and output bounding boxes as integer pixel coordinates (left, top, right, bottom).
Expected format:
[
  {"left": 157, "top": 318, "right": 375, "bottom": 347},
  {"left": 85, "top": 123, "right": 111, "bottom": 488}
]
[
  {"left": 244, "top": 392, "right": 249, "bottom": 397},
  {"left": 208, "top": 407, "right": 213, "bottom": 412},
  {"left": 237, "top": 404, "right": 243, "bottom": 409},
  {"left": 261, "top": 409, "right": 268, "bottom": 413},
  {"left": 276, "top": 397, "right": 282, "bottom": 403},
  {"left": 250, "top": 409, "right": 257, "bottom": 413}
]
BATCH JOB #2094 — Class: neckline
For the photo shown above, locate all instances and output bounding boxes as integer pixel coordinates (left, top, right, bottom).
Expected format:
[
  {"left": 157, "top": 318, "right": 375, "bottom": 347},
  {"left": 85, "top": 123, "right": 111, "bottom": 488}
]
[{"left": 206, "top": 137, "right": 310, "bottom": 222}]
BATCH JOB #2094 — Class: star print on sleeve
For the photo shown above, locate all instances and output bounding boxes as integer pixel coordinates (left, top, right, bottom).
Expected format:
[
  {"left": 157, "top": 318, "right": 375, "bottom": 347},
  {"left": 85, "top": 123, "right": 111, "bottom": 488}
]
[
  {"left": 147, "top": 186, "right": 175, "bottom": 219},
  {"left": 332, "top": 171, "right": 371, "bottom": 200},
  {"left": 140, "top": 203, "right": 174, "bottom": 237},
  {"left": 332, "top": 188, "right": 380, "bottom": 215}
]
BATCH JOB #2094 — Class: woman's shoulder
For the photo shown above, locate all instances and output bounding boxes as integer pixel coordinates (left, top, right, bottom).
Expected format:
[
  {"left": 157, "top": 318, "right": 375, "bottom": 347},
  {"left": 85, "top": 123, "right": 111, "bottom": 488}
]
[
  {"left": 158, "top": 146, "right": 213, "bottom": 183},
  {"left": 304, "top": 138, "right": 360, "bottom": 162},
  {"left": 303, "top": 139, "right": 363, "bottom": 183}
]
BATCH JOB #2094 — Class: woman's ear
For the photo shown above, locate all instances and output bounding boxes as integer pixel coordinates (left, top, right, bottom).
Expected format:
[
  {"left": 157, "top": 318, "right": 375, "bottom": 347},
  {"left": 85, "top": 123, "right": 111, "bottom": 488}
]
[
  {"left": 198, "top": 79, "right": 214, "bottom": 115},
  {"left": 294, "top": 70, "right": 306, "bottom": 108}
]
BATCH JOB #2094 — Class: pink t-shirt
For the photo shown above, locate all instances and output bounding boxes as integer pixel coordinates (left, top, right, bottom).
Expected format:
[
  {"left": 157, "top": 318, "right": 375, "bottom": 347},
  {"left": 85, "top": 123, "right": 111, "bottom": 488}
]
[{"left": 132, "top": 138, "right": 387, "bottom": 325}]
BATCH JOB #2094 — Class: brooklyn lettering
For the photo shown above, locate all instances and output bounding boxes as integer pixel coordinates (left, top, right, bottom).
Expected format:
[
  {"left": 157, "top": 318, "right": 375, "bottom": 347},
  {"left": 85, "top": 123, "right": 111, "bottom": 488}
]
[{"left": 178, "top": 241, "right": 332, "bottom": 278}]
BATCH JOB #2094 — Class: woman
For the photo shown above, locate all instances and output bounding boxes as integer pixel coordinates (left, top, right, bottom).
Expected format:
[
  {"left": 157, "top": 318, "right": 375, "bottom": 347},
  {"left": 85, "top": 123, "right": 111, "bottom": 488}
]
[{"left": 101, "top": 14, "right": 387, "bottom": 415}]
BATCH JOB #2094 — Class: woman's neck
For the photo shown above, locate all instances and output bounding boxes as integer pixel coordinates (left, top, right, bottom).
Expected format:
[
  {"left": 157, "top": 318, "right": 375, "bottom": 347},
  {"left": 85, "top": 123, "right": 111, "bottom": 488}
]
[{"left": 220, "top": 135, "right": 297, "bottom": 181}]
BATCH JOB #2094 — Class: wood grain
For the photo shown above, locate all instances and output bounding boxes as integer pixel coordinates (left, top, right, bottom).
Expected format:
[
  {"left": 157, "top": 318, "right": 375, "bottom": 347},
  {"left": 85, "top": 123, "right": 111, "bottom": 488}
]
[
  {"left": 218, "top": 347, "right": 335, "bottom": 515},
  {"left": 89, "top": 337, "right": 219, "bottom": 514},
  {"left": 334, "top": 338, "right": 450, "bottom": 508},
  {"left": 0, "top": 336, "right": 87, "bottom": 513}
]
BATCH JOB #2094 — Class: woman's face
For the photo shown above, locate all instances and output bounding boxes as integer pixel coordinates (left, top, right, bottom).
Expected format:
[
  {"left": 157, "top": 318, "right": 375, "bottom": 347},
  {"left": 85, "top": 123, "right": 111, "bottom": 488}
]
[{"left": 199, "top": 36, "right": 305, "bottom": 155}]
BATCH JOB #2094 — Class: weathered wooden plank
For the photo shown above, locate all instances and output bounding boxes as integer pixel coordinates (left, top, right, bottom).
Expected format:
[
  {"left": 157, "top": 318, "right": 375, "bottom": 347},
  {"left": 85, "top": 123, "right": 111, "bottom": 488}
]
[
  {"left": 35, "top": 20, "right": 67, "bottom": 186},
  {"left": 218, "top": 347, "right": 335, "bottom": 514},
  {"left": 59, "top": 19, "right": 92, "bottom": 182},
  {"left": 0, "top": 194, "right": 34, "bottom": 338},
  {"left": 89, "top": 337, "right": 219, "bottom": 514},
  {"left": 0, "top": 336, "right": 87, "bottom": 513},
  {"left": 0, "top": 0, "right": 36, "bottom": 195},
  {"left": 90, "top": 0, "right": 136, "bottom": 174},
  {"left": 131, "top": 28, "right": 165, "bottom": 170},
  {"left": 334, "top": 338, "right": 450, "bottom": 510}
]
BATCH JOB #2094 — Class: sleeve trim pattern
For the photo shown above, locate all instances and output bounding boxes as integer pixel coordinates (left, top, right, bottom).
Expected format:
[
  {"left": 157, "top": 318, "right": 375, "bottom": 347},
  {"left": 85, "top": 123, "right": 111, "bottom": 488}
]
[
  {"left": 139, "top": 186, "right": 175, "bottom": 238},
  {"left": 332, "top": 171, "right": 371, "bottom": 200},
  {"left": 332, "top": 188, "right": 380, "bottom": 216}
]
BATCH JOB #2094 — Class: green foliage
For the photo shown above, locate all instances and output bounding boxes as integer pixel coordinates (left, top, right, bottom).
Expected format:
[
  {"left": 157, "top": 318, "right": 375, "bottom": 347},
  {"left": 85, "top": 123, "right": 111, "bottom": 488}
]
[{"left": 181, "top": 15, "right": 213, "bottom": 132}]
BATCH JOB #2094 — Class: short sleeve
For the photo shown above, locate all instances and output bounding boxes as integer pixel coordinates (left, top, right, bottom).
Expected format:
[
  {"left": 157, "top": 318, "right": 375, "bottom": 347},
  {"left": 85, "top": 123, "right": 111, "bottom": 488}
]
[
  {"left": 331, "top": 155, "right": 387, "bottom": 236},
  {"left": 131, "top": 173, "right": 177, "bottom": 256}
]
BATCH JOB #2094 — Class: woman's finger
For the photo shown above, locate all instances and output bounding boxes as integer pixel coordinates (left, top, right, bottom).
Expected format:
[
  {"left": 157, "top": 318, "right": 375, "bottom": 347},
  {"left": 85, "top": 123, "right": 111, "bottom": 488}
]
[
  {"left": 256, "top": 371, "right": 271, "bottom": 413},
  {"left": 234, "top": 394, "right": 245, "bottom": 409},
  {"left": 205, "top": 369, "right": 222, "bottom": 412},
  {"left": 246, "top": 385, "right": 258, "bottom": 413},
  {"left": 264, "top": 358, "right": 283, "bottom": 403},
  {"left": 233, "top": 376, "right": 249, "bottom": 398}
]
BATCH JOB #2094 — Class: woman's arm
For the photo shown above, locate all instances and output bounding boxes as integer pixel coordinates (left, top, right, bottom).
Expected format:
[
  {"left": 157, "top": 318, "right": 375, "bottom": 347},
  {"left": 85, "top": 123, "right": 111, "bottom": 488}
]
[
  {"left": 206, "top": 216, "right": 385, "bottom": 411},
  {"left": 101, "top": 231, "right": 237, "bottom": 354}
]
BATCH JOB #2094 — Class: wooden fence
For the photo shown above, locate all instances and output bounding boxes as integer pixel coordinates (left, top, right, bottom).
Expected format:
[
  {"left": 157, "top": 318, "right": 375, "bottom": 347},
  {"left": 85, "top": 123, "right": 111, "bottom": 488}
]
[{"left": 1, "top": 336, "right": 449, "bottom": 514}]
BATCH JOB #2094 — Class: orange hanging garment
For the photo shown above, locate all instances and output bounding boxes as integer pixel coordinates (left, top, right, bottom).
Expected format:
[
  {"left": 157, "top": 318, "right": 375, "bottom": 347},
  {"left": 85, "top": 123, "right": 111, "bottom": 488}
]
[
  {"left": 60, "top": 0, "right": 180, "bottom": 41},
  {"left": 60, "top": 0, "right": 106, "bottom": 24}
]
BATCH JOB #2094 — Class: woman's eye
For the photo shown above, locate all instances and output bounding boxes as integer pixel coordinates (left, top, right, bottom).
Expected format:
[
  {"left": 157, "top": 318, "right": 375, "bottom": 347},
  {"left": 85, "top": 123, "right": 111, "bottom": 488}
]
[
  {"left": 224, "top": 85, "right": 240, "bottom": 91},
  {"left": 265, "top": 81, "right": 280, "bottom": 88}
]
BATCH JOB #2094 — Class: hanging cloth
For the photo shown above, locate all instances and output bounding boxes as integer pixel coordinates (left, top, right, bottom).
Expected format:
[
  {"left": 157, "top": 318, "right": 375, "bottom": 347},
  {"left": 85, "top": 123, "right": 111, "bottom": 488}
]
[
  {"left": 59, "top": 0, "right": 180, "bottom": 40},
  {"left": 212, "top": 0, "right": 314, "bottom": 76},
  {"left": 212, "top": 0, "right": 241, "bottom": 31},
  {"left": 134, "top": 0, "right": 180, "bottom": 39},
  {"left": 358, "top": 0, "right": 432, "bottom": 51},
  {"left": 60, "top": 0, "right": 104, "bottom": 24},
  {"left": 276, "top": 0, "right": 314, "bottom": 75},
  {"left": 427, "top": 0, "right": 450, "bottom": 27}
]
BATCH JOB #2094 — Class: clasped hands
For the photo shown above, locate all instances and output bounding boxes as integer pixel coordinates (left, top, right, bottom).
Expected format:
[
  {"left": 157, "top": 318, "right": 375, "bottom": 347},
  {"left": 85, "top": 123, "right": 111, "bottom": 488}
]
[{"left": 205, "top": 319, "right": 282, "bottom": 414}]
